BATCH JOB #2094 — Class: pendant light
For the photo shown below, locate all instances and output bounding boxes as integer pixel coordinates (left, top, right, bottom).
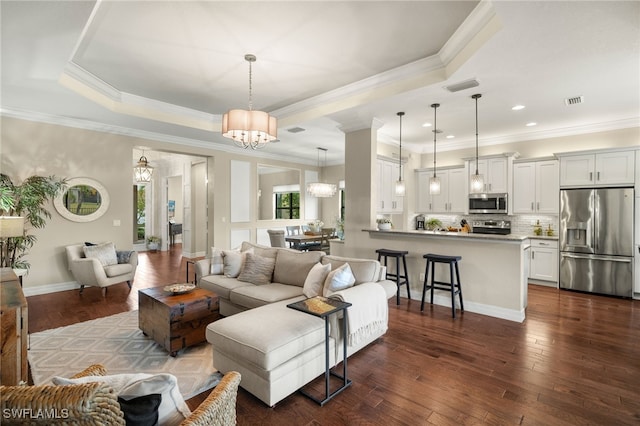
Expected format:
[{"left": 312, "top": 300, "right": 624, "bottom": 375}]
[
  {"left": 134, "top": 150, "right": 154, "bottom": 182},
  {"left": 222, "top": 54, "right": 277, "bottom": 150},
  {"left": 394, "top": 111, "right": 406, "bottom": 196},
  {"left": 470, "top": 93, "right": 485, "bottom": 193},
  {"left": 306, "top": 147, "right": 336, "bottom": 197},
  {"left": 429, "top": 103, "right": 441, "bottom": 195}
]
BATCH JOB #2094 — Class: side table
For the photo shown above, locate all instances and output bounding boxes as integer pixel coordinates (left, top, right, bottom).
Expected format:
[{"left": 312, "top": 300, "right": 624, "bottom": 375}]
[{"left": 287, "top": 296, "right": 352, "bottom": 406}]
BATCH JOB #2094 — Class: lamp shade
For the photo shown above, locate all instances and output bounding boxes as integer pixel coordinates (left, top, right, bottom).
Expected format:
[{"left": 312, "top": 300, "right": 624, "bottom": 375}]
[
  {"left": 395, "top": 180, "right": 406, "bottom": 196},
  {"left": 134, "top": 156, "right": 154, "bottom": 182},
  {"left": 222, "top": 109, "right": 277, "bottom": 149},
  {"left": 429, "top": 176, "right": 441, "bottom": 195},
  {"left": 0, "top": 216, "right": 25, "bottom": 238},
  {"left": 306, "top": 182, "right": 337, "bottom": 198},
  {"left": 470, "top": 172, "right": 485, "bottom": 193}
]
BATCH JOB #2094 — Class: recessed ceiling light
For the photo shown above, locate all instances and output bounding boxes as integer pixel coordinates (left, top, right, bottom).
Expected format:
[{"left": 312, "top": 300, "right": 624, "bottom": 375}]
[
  {"left": 512, "top": 105, "right": 525, "bottom": 111},
  {"left": 422, "top": 122, "right": 432, "bottom": 128},
  {"left": 526, "top": 122, "right": 537, "bottom": 127},
  {"left": 446, "top": 135, "right": 455, "bottom": 139}
]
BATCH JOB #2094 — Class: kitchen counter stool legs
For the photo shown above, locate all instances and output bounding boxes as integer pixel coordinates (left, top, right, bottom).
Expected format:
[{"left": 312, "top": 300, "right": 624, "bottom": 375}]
[
  {"left": 376, "top": 249, "right": 410, "bottom": 305},
  {"left": 421, "top": 254, "right": 464, "bottom": 318}
]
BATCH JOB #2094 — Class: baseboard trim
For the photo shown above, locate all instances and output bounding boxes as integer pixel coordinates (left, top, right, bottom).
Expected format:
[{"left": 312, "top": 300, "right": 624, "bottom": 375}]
[
  {"left": 23, "top": 281, "right": 80, "bottom": 297},
  {"left": 405, "top": 292, "right": 525, "bottom": 323}
]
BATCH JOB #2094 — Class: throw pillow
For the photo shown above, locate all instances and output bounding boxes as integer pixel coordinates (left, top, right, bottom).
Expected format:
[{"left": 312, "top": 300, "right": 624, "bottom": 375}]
[
  {"left": 322, "top": 263, "right": 356, "bottom": 297},
  {"left": 303, "top": 262, "right": 332, "bottom": 298},
  {"left": 222, "top": 248, "right": 253, "bottom": 278},
  {"left": 237, "top": 252, "right": 276, "bottom": 285},
  {"left": 83, "top": 242, "right": 118, "bottom": 267},
  {"left": 118, "top": 393, "right": 161, "bottom": 426},
  {"left": 52, "top": 373, "right": 191, "bottom": 426},
  {"left": 209, "top": 247, "right": 224, "bottom": 275}
]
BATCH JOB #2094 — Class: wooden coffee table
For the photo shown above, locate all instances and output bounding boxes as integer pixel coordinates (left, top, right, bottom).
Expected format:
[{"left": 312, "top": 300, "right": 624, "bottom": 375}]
[{"left": 138, "top": 286, "right": 220, "bottom": 356}]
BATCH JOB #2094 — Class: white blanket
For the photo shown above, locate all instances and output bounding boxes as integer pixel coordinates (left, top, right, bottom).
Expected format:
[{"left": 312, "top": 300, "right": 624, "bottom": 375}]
[{"left": 331, "top": 282, "right": 388, "bottom": 346}]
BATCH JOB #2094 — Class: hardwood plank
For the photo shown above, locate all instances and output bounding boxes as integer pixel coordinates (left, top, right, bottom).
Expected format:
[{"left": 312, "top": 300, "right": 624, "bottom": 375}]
[{"left": 27, "top": 246, "right": 640, "bottom": 425}]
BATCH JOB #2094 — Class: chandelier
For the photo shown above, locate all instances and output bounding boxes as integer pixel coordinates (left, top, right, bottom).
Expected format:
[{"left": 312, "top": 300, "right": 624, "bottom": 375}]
[
  {"left": 394, "top": 111, "right": 405, "bottom": 196},
  {"left": 134, "top": 152, "right": 154, "bottom": 182},
  {"left": 429, "top": 103, "right": 441, "bottom": 195},
  {"left": 222, "top": 54, "right": 277, "bottom": 149},
  {"left": 306, "top": 148, "right": 336, "bottom": 198},
  {"left": 470, "top": 93, "right": 485, "bottom": 193}
]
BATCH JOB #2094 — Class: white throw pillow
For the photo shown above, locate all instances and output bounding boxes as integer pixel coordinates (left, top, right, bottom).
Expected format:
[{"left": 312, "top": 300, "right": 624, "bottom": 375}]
[
  {"left": 52, "top": 373, "right": 190, "bottom": 426},
  {"left": 322, "top": 263, "right": 356, "bottom": 297},
  {"left": 222, "top": 248, "right": 254, "bottom": 278},
  {"left": 209, "top": 247, "right": 224, "bottom": 275},
  {"left": 303, "top": 262, "right": 332, "bottom": 298},
  {"left": 83, "top": 242, "right": 118, "bottom": 267}
]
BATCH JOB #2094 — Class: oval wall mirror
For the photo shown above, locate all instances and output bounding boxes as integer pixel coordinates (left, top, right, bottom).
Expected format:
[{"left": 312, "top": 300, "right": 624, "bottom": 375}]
[{"left": 54, "top": 177, "right": 110, "bottom": 222}]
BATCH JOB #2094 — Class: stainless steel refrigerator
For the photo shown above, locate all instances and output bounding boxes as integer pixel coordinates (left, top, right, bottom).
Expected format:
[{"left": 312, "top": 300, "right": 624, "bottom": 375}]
[{"left": 560, "top": 187, "right": 634, "bottom": 297}]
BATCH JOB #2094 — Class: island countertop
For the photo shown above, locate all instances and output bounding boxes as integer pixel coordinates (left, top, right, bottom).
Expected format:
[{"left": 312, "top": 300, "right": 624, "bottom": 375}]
[{"left": 364, "top": 229, "right": 529, "bottom": 242}]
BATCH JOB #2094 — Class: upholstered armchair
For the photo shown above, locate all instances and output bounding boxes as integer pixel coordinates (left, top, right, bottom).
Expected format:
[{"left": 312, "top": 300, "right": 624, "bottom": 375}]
[{"left": 65, "top": 243, "right": 138, "bottom": 297}]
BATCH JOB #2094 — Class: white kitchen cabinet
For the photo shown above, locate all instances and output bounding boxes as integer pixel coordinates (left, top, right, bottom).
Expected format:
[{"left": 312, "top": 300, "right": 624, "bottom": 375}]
[
  {"left": 560, "top": 150, "right": 635, "bottom": 187},
  {"left": 377, "top": 158, "right": 403, "bottom": 213},
  {"left": 473, "top": 157, "right": 508, "bottom": 193},
  {"left": 513, "top": 160, "right": 559, "bottom": 214},
  {"left": 415, "top": 167, "right": 466, "bottom": 213},
  {"left": 529, "top": 239, "right": 558, "bottom": 284}
]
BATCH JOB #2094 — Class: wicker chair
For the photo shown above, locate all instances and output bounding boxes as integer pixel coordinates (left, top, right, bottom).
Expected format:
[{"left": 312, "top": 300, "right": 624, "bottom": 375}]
[
  {"left": 0, "top": 365, "right": 241, "bottom": 426},
  {"left": 0, "top": 364, "right": 125, "bottom": 425}
]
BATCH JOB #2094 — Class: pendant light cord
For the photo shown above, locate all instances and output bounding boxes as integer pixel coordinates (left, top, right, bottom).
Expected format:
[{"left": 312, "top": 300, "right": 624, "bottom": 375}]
[
  {"left": 431, "top": 103, "right": 439, "bottom": 178},
  {"left": 472, "top": 93, "right": 481, "bottom": 175},
  {"left": 397, "top": 112, "right": 404, "bottom": 181}
]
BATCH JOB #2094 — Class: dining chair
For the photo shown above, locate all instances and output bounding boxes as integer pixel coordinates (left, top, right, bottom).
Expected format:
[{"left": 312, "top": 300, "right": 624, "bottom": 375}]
[{"left": 285, "top": 225, "right": 303, "bottom": 249}]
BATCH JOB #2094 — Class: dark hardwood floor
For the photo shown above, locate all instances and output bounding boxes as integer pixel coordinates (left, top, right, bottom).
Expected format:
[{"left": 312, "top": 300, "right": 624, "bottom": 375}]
[{"left": 28, "top": 246, "right": 640, "bottom": 425}]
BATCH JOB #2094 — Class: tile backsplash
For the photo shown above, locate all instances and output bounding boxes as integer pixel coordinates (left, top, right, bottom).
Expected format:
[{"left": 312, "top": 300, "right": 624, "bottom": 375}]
[{"left": 410, "top": 213, "right": 559, "bottom": 237}]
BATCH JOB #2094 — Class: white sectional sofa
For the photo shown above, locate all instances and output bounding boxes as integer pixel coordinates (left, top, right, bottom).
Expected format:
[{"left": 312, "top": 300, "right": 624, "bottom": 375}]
[{"left": 195, "top": 241, "right": 396, "bottom": 406}]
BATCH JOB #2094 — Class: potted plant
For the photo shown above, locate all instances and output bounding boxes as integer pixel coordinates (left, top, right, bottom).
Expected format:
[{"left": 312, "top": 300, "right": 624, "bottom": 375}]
[
  {"left": 0, "top": 173, "right": 66, "bottom": 270},
  {"left": 307, "top": 219, "right": 324, "bottom": 233},
  {"left": 376, "top": 217, "right": 392, "bottom": 230},
  {"left": 146, "top": 236, "right": 161, "bottom": 252},
  {"left": 425, "top": 218, "right": 443, "bottom": 231}
]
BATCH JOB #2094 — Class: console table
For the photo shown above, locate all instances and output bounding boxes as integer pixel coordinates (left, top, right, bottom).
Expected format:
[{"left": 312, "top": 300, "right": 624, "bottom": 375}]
[
  {"left": 0, "top": 268, "right": 28, "bottom": 385},
  {"left": 169, "top": 222, "right": 182, "bottom": 245}
]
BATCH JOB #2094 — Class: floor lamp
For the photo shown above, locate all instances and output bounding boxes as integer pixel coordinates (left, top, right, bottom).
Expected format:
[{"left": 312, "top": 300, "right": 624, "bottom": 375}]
[{"left": 0, "top": 216, "right": 25, "bottom": 268}]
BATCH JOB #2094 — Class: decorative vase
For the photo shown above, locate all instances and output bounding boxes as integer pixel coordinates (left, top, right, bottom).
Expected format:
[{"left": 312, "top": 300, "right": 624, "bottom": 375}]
[{"left": 378, "top": 222, "right": 392, "bottom": 230}]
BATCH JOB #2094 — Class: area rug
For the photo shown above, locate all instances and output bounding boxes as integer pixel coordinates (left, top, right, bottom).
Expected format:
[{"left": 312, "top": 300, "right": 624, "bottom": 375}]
[{"left": 28, "top": 310, "right": 221, "bottom": 399}]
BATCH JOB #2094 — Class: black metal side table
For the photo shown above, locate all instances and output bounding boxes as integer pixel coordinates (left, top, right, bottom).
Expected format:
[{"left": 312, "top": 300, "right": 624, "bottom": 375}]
[
  {"left": 186, "top": 260, "right": 196, "bottom": 284},
  {"left": 287, "top": 296, "right": 352, "bottom": 406}
]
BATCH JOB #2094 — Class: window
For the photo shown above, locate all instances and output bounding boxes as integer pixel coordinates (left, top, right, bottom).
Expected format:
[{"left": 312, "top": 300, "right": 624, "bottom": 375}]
[{"left": 275, "top": 192, "right": 300, "bottom": 219}]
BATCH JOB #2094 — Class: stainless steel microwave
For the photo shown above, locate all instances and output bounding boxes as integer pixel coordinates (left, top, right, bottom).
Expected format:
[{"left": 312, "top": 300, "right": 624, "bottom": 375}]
[{"left": 468, "top": 193, "right": 508, "bottom": 214}]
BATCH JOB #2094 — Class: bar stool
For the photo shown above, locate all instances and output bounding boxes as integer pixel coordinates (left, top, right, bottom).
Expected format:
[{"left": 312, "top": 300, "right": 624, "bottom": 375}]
[
  {"left": 421, "top": 254, "right": 464, "bottom": 318},
  {"left": 375, "top": 249, "right": 410, "bottom": 305}
]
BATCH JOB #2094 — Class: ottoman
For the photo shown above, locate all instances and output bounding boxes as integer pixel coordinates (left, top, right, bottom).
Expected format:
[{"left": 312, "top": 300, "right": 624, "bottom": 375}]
[{"left": 206, "top": 299, "right": 336, "bottom": 407}]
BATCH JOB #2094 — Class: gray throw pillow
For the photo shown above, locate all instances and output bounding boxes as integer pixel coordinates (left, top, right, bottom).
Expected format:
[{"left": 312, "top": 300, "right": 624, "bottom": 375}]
[
  {"left": 237, "top": 252, "right": 276, "bottom": 286},
  {"left": 83, "top": 242, "right": 118, "bottom": 267}
]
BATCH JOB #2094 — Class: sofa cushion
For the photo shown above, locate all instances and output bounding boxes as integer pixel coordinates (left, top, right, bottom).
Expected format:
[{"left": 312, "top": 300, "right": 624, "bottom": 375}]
[
  {"left": 83, "top": 242, "right": 118, "bottom": 267},
  {"left": 238, "top": 252, "right": 276, "bottom": 286},
  {"left": 273, "top": 250, "right": 323, "bottom": 287},
  {"left": 230, "top": 284, "right": 304, "bottom": 309},
  {"left": 303, "top": 262, "right": 332, "bottom": 298},
  {"left": 321, "top": 255, "right": 381, "bottom": 284},
  {"left": 104, "top": 263, "right": 133, "bottom": 278},
  {"left": 222, "top": 248, "right": 253, "bottom": 278},
  {"left": 199, "top": 275, "right": 253, "bottom": 300},
  {"left": 240, "top": 241, "right": 280, "bottom": 258},
  {"left": 209, "top": 247, "right": 224, "bottom": 275},
  {"left": 322, "top": 263, "right": 356, "bottom": 297},
  {"left": 206, "top": 300, "right": 324, "bottom": 371}
]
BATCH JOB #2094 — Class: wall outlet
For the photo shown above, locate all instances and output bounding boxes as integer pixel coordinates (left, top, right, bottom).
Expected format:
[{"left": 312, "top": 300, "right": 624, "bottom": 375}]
[{"left": 419, "top": 273, "right": 425, "bottom": 282}]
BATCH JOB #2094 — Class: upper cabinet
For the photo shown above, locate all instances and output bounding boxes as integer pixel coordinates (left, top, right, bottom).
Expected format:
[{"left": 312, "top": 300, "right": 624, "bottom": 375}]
[
  {"left": 415, "top": 166, "right": 467, "bottom": 214},
  {"left": 559, "top": 150, "right": 635, "bottom": 187},
  {"left": 472, "top": 157, "right": 508, "bottom": 193},
  {"left": 513, "top": 159, "right": 559, "bottom": 214},
  {"left": 377, "top": 158, "right": 403, "bottom": 214}
]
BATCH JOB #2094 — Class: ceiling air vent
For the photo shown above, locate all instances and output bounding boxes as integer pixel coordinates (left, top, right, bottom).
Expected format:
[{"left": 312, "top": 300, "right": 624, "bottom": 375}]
[
  {"left": 444, "top": 78, "right": 479, "bottom": 93},
  {"left": 287, "top": 127, "right": 306, "bottom": 133},
  {"left": 565, "top": 96, "right": 584, "bottom": 106}
]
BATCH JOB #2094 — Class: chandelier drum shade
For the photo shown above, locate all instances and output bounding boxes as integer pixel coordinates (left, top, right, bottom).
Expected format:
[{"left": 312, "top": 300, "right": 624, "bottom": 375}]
[
  {"left": 222, "top": 54, "right": 277, "bottom": 150},
  {"left": 470, "top": 93, "right": 485, "bottom": 193},
  {"left": 134, "top": 153, "right": 154, "bottom": 182},
  {"left": 395, "top": 111, "right": 406, "bottom": 197},
  {"left": 429, "top": 103, "right": 441, "bottom": 195},
  {"left": 306, "top": 147, "right": 336, "bottom": 198}
]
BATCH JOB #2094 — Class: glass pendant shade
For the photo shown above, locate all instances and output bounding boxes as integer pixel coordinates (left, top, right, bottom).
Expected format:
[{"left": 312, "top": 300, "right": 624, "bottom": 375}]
[
  {"left": 470, "top": 172, "right": 485, "bottom": 193},
  {"left": 134, "top": 156, "right": 154, "bottom": 182},
  {"left": 222, "top": 54, "right": 277, "bottom": 150},
  {"left": 395, "top": 179, "right": 406, "bottom": 196},
  {"left": 306, "top": 182, "right": 337, "bottom": 198},
  {"left": 306, "top": 147, "right": 336, "bottom": 197},
  {"left": 429, "top": 176, "right": 441, "bottom": 195}
]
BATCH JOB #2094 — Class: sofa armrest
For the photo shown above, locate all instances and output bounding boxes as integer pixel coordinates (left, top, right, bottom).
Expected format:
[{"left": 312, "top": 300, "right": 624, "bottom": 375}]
[
  {"left": 70, "top": 258, "right": 107, "bottom": 286},
  {"left": 195, "top": 258, "right": 212, "bottom": 285}
]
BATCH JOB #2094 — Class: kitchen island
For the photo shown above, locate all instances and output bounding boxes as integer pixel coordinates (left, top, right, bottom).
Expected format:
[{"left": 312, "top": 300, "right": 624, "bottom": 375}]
[{"left": 363, "top": 229, "right": 529, "bottom": 322}]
